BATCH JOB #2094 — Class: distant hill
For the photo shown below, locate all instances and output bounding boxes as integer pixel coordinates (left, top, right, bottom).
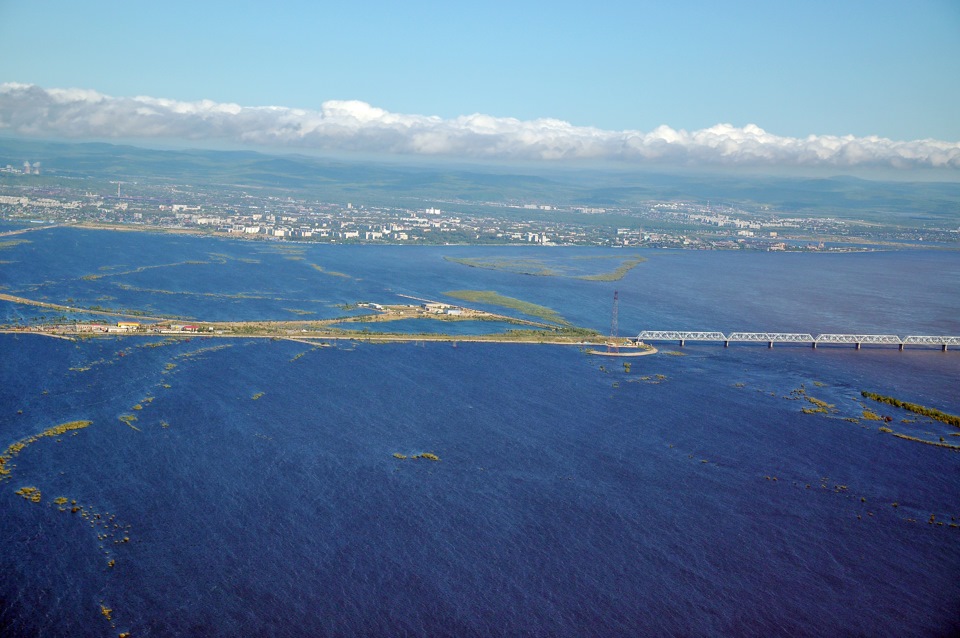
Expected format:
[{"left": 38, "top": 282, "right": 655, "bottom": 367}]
[{"left": 1, "top": 137, "right": 958, "bottom": 224}]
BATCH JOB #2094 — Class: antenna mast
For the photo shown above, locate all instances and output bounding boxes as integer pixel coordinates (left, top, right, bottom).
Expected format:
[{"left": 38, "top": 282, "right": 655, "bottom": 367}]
[{"left": 609, "top": 290, "right": 619, "bottom": 353}]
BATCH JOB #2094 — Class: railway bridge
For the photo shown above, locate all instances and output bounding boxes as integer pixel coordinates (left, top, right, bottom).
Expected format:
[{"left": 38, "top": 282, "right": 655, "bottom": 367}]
[{"left": 636, "top": 331, "right": 960, "bottom": 351}]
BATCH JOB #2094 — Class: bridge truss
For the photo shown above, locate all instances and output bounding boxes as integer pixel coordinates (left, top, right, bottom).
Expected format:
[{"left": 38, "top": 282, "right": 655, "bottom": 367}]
[{"left": 636, "top": 331, "right": 960, "bottom": 350}]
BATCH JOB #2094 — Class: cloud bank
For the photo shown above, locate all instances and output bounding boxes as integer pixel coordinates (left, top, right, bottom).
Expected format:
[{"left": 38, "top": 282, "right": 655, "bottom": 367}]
[{"left": 1, "top": 83, "right": 958, "bottom": 169}]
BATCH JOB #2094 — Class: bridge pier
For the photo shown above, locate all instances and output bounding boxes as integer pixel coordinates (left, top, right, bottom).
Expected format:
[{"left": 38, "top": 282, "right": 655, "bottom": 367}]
[
  {"left": 679, "top": 339, "right": 685, "bottom": 347},
  {"left": 944, "top": 344, "right": 948, "bottom": 352},
  {"left": 724, "top": 340, "right": 729, "bottom": 347},
  {"left": 899, "top": 343, "right": 904, "bottom": 351},
  {"left": 768, "top": 341, "right": 774, "bottom": 348},
  {"left": 855, "top": 342, "right": 861, "bottom": 350},
  {"left": 812, "top": 341, "right": 817, "bottom": 349}
]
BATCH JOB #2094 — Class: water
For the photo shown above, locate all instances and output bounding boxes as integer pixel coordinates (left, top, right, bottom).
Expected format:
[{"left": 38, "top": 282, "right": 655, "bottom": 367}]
[{"left": 1, "top": 229, "right": 958, "bottom": 636}]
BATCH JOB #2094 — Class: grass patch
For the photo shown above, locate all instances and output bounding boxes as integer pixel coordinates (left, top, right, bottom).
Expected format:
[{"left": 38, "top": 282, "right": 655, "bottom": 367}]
[
  {"left": 576, "top": 257, "right": 647, "bottom": 281},
  {"left": 890, "top": 432, "right": 960, "bottom": 450},
  {"left": 443, "top": 290, "right": 566, "bottom": 324},
  {"left": 444, "top": 256, "right": 558, "bottom": 276},
  {"left": 444, "top": 254, "right": 646, "bottom": 281},
  {"left": 861, "top": 391, "right": 960, "bottom": 428},
  {"left": 308, "top": 263, "right": 351, "bottom": 278},
  {"left": 801, "top": 396, "right": 835, "bottom": 414},
  {"left": 1, "top": 420, "right": 93, "bottom": 480}
]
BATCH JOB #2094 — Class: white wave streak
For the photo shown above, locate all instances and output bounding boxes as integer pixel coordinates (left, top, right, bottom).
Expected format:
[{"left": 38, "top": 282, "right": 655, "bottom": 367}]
[{"left": 1, "top": 83, "right": 957, "bottom": 168}]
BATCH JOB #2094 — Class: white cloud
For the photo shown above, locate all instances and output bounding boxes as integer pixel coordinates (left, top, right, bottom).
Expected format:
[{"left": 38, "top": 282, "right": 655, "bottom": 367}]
[{"left": 1, "top": 83, "right": 958, "bottom": 169}]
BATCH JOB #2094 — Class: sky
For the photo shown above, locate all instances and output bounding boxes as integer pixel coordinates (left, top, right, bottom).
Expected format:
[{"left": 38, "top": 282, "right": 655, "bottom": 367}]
[{"left": 0, "top": 0, "right": 959, "bottom": 172}]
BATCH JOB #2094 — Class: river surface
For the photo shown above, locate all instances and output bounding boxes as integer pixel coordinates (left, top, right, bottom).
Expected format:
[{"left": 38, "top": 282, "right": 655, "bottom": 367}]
[{"left": 1, "top": 228, "right": 958, "bottom": 637}]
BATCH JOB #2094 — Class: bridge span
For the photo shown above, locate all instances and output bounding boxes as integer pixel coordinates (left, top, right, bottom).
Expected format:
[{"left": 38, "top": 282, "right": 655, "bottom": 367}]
[{"left": 636, "top": 331, "right": 960, "bottom": 351}]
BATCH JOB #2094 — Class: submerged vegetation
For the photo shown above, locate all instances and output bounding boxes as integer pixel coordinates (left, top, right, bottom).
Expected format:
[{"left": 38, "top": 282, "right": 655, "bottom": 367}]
[
  {"left": 444, "top": 254, "right": 646, "bottom": 281},
  {"left": 576, "top": 256, "right": 647, "bottom": 281},
  {"left": 393, "top": 451, "right": 441, "bottom": 461},
  {"left": 308, "top": 263, "right": 351, "bottom": 278},
  {"left": 889, "top": 433, "right": 960, "bottom": 450},
  {"left": 789, "top": 385, "right": 837, "bottom": 415},
  {"left": 444, "top": 256, "right": 558, "bottom": 276},
  {"left": 0, "top": 420, "right": 93, "bottom": 480},
  {"left": 15, "top": 486, "right": 42, "bottom": 503},
  {"left": 861, "top": 391, "right": 960, "bottom": 428},
  {"left": 801, "top": 396, "right": 835, "bottom": 414},
  {"left": 81, "top": 259, "right": 211, "bottom": 281}
]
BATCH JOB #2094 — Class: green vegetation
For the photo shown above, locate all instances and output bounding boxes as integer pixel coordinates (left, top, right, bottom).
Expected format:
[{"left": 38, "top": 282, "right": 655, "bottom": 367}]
[
  {"left": 444, "top": 254, "right": 646, "bottom": 281},
  {"left": 576, "top": 257, "right": 646, "bottom": 281},
  {"left": 290, "top": 348, "right": 315, "bottom": 362},
  {"left": 81, "top": 259, "right": 210, "bottom": 282},
  {"left": 0, "top": 239, "right": 30, "bottom": 250},
  {"left": 308, "top": 263, "right": 351, "bottom": 278},
  {"left": 801, "top": 396, "right": 835, "bottom": 414},
  {"left": 0, "top": 420, "right": 93, "bottom": 480},
  {"left": 443, "top": 290, "right": 567, "bottom": 324},
  {"left": 15, "top": 486, "right": 42, "bottom": 503},
  {"left": 444, "top": 256, "right": 558, "bottom": 276},
  {"left": 790, "top": 385, "right": 837, "bottom": 415},
  {"left": 175, "top": 344, "right": 234, "bottom": 359},
  {"left": 890, "top": 432, "right": 960, "bottom": 450},
  {"left": 861, "top": 391, "right": 960, "bottom": 428},
  {"left": 393, "top": 451, "right": 440, "bottom": 461},
  {"left": 252, "top": 392, "right": 265, "bottom": 400}
]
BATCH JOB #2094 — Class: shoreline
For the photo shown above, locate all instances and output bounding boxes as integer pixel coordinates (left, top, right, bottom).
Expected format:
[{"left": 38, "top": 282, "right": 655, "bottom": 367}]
[
  {"left": 0, "top": 329, "right": 621, "bottom": 349},
  {"left": 7, "top": 222, "right": 949, "bottom": 253}
]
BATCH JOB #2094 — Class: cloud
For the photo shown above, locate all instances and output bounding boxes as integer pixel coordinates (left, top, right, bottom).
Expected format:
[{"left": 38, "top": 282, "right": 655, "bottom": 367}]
[{"left": 1, "top": 82, "right": 958, "bottom": 169}]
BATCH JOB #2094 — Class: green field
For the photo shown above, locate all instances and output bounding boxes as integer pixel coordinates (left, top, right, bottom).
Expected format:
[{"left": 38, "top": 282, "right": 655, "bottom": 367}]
[{"left": 443, "top": 290, "right": 567, "bottom": 325}]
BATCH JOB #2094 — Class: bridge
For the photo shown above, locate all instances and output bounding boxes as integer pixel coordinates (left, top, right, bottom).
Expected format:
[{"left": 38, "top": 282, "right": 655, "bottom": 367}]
[{"left": 636, "top": 331, "right": 960, "bottom": 351}]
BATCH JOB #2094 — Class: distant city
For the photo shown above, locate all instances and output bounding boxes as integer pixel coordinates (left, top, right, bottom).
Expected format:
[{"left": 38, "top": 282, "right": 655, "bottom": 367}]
[
  {"left": 2, "top": 152, "right": 958, "bottom": 250},
  {"left": 1, "top": 160, "right": 41, "bottom": 175}
]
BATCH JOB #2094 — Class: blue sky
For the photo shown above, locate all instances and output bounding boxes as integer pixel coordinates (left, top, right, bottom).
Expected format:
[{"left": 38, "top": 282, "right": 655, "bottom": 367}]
[{"left": 0, "top": 1, "right": 958, "bottom": 170}]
